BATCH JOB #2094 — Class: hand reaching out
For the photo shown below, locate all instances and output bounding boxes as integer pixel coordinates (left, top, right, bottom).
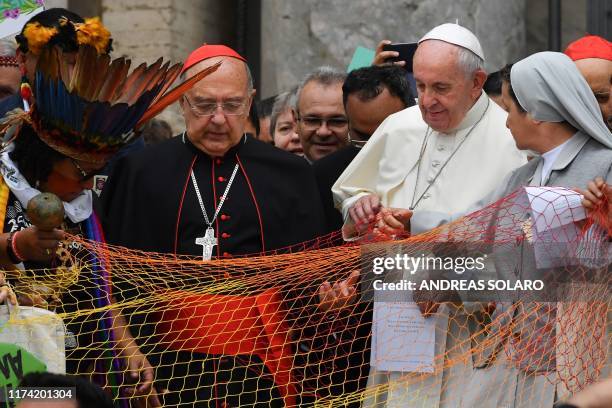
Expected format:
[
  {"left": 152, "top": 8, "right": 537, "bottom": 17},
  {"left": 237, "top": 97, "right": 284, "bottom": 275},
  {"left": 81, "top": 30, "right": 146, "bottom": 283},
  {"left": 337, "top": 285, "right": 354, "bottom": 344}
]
[
  {"left": 580, "top": 176, "right": 612, "bottom": 222},
  {"left": 318, "top": 270, "right": 360, "bottom": 313}
]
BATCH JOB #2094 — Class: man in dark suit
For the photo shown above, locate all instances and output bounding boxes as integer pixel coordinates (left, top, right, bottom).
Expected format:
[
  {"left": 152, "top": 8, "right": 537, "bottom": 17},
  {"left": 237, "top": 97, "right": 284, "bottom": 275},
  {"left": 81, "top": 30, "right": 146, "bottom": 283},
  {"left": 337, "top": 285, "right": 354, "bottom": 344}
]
[{"left": 308, "top": 65, "right": 414, "bottom": 406}]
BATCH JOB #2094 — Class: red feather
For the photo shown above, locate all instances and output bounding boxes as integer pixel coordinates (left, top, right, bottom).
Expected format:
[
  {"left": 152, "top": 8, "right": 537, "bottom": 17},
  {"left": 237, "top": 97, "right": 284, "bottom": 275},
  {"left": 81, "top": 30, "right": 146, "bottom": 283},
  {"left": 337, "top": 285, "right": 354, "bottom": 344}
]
[
  {"left": 98, "top": 57, "right": 131, "bottom": 103},
  {"left": 149, "top": 63, "right": 182, "bottom": 105},
  {"left": 135, "top": 61, "right": 221, "bottom": 128}
]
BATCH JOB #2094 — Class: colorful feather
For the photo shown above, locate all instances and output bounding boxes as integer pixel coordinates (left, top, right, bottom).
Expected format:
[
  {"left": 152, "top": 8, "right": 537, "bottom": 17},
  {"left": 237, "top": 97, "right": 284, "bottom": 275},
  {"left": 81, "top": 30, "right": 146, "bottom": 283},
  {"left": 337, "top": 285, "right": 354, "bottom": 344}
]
[
  {"left": 84, "top": 53, "right": 111, "bottom": 101},
  {"left": 149, "top": 63, "right": 182, "bottom": 105},
  {"left": 123, "top": 57, "right": 164, "bottom": 105},
  {"left": 97, "top": 57, "right": 130, "bottom": 103},
  {"left": 29, "top": 44, "right": 219, "bottom": 163}
]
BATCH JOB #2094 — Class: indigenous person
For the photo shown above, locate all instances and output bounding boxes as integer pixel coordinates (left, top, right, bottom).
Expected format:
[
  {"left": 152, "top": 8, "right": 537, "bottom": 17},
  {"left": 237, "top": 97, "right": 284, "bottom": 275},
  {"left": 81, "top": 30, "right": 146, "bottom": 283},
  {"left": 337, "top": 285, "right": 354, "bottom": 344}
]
[
  {"left": 456, "top": 52, "right": 612, "bottom": 408},
  {"left": 564, "top": 35, "right": 612, "bottom": 131},
  {"left": 270, "top": 89, "right": 303, "bottom": 155},
  {"left": 296, "top": 67, "right": 348, "bottom": 162},
  {"left": 332, "top": 23, "right": 526, "bottom": 407},
  {"left": 0, "top": 38, "right": 20, "bottom": 102},
  {"left": 0, "top": 30, "right": 193, "bottom": 404},
  {"left": 0, "top": 8, "right": 146, "bottom": 177},
  {"left": 314, "top": 65, "right": 414, "bottom": 234},
  {"left": 101, "top": 44, "right": 327, "bottom": 407}
]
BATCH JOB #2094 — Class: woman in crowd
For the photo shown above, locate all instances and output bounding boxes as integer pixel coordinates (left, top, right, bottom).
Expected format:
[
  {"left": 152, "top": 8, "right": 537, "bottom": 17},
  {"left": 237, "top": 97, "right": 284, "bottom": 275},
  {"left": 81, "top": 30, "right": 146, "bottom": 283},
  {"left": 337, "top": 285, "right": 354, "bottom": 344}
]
[{"left": 270, "top": 89, "right": 304, "bottom": 155}]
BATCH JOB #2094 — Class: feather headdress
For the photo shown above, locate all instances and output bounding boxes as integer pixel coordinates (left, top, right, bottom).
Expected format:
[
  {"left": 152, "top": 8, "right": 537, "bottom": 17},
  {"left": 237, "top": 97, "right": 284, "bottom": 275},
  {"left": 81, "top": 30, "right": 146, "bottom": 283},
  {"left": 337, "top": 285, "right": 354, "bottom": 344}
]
[{"left": 6, "top": 45, "right": 219, "bottom": 163}]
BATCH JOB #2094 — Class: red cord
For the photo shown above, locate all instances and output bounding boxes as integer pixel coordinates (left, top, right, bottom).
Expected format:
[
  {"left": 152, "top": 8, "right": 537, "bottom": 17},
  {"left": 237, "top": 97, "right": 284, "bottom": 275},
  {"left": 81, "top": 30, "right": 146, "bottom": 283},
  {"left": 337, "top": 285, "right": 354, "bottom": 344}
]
[
  {"left": 211, "top": 159, "right": 220, "bottom": 258},
  {"left": 174, "top": 155, "right": 198, "bottom": 256},
  {"left": 236, "top": 154, "right": 266, "bottom": 252}
]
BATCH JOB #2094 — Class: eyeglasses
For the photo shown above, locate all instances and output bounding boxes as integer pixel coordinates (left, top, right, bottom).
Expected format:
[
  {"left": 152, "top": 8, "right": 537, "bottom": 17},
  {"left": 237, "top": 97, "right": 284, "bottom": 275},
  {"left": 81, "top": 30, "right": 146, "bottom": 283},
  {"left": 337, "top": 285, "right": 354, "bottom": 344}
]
[
  {"left": 297, "top": 116, "right": 348, "bottom": 131},
  {"left": 71, "top": 159, "right": 99, "bottom": 181},
  {"left": 348, "top": 131, "right": 368, "bottom": 148},
  {"left": 183, "top": 95, "right": 247, "bottom": 117}
]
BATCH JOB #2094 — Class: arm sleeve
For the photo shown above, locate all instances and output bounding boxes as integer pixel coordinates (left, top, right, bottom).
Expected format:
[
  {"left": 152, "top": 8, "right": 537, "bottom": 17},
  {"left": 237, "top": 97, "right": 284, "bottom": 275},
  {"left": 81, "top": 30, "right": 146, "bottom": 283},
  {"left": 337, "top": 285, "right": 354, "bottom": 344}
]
[{"left": 331, "top": 118, "right": 393, "bottom": 241}]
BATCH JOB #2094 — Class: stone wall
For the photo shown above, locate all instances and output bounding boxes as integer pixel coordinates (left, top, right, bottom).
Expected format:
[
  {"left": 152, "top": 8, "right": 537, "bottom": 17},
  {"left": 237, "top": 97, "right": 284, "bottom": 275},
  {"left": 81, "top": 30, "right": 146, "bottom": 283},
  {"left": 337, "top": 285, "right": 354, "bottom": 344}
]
[
  {"left": 261, "top": 0, "right": 527, "bottom": 98},
  {"left": 526, "top": 0, "right": 587, "bottom": 55}
]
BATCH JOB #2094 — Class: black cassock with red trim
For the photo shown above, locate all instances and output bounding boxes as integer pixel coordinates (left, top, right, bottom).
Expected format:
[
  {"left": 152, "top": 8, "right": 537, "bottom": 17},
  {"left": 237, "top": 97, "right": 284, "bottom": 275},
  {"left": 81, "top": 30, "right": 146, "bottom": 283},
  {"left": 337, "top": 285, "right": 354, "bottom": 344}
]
[
  {"left": 102, "top": 134, "right": 324, "bottom": 257},
  {"left": 100, "top": 134, "right": 326, "bottom": 407}
]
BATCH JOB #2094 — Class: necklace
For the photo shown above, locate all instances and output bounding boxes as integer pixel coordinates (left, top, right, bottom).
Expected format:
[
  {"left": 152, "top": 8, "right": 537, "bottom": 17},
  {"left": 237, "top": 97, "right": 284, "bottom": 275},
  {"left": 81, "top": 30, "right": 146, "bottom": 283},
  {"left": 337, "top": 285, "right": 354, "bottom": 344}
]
[
  {"left": 191, "top": 163, "right": 239, "bottom": 260},
  {"left": 409, "top": 98, "right": 490, "bottom": 210}
]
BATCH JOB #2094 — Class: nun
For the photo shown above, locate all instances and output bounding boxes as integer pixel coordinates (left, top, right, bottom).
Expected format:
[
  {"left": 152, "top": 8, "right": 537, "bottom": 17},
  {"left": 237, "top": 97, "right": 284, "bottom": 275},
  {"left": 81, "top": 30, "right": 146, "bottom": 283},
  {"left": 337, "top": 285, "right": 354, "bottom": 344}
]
[{"left": 459, "top": 51, "right": 611, "bottom": 408}]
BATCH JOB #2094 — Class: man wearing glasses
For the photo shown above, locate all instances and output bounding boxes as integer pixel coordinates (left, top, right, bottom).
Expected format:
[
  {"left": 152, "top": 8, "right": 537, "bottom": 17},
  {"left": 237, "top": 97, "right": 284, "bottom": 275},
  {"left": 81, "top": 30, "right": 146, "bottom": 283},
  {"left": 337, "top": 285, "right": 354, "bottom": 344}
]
[
  {"left": 296, "top": 67, "right": 349, "bottom": 162},
  {"left": 102, "top": 45, "right": 327, "bottom": 407}
]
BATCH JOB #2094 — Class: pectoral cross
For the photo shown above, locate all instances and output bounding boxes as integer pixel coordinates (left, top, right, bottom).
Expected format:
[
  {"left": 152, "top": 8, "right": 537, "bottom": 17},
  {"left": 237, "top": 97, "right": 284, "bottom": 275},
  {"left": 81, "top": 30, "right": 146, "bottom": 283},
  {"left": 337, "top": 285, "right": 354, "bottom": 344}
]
[{"left": 195, "top": 227, "right": 217, "bottom": 261}]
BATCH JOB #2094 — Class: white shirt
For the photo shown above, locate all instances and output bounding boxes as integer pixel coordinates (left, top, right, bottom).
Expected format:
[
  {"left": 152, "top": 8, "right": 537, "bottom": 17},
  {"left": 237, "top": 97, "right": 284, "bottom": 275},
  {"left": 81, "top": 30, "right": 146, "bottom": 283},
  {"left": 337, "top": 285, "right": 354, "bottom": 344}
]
[{"left": 540, "top": 138, "right": 572, "bottom": 185}]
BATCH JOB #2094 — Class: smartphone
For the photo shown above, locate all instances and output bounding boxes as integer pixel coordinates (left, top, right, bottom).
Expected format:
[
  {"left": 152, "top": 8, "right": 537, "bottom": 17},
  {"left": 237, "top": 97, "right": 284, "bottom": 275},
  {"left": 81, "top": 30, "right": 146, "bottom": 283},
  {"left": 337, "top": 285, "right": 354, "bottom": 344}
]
[{"left": 382, "top": 42, "right": 418, "bottom": 72}]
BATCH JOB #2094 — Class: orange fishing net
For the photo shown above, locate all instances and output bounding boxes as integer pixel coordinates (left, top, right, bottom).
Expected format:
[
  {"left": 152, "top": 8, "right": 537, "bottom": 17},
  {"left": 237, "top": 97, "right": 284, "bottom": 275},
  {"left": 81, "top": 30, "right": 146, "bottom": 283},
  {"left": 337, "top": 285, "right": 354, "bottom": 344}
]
[{"left": 2, "top": 186, "right": 610, "bottom": 407}]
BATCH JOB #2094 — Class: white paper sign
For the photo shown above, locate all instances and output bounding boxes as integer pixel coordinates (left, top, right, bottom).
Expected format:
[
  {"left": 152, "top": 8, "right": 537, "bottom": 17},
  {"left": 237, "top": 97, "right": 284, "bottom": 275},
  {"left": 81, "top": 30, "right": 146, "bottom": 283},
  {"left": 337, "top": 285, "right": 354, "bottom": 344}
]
[
  {"left": 524, "top": 187, "right": 588, "bottom": 269},
  {"left": 371, "top": 301, "right": 436, "bottom": 373},
  {"left": 525, "top": 186, "right": 586, "bottom": 233}
]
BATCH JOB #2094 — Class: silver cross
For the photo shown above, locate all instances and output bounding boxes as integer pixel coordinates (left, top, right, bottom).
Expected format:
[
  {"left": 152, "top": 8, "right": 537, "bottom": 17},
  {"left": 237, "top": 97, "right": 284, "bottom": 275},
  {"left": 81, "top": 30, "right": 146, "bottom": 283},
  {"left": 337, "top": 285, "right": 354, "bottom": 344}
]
[{"left": 195, "top": 227, "right": 217, "bottom": 261}]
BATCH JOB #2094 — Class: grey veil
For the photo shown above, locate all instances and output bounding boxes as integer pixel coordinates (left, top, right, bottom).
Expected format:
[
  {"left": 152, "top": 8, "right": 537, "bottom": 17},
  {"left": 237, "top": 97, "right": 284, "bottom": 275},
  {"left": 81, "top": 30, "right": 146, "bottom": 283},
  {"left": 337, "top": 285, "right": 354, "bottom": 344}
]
[{"left": 511, "top": 51, "right": 612, "bottom": 148}]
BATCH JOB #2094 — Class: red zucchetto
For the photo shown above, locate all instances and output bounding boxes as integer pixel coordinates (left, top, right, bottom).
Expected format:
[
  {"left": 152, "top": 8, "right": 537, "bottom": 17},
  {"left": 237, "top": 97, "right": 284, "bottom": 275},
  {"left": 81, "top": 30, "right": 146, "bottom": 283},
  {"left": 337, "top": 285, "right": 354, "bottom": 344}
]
[
  {"left": 564, "top": 35, "right": 612, "bottom": 61},
  {"left": 181, "top": 44, "right": 246, "bottom": 75}
]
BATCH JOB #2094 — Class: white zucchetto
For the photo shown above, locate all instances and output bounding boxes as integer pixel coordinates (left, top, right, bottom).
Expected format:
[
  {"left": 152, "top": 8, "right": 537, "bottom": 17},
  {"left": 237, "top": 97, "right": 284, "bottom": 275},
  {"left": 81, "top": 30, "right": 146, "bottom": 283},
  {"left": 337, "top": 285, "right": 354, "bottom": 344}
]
[{"left": 419, "top": 23, "right": 485, "bottom": 61}]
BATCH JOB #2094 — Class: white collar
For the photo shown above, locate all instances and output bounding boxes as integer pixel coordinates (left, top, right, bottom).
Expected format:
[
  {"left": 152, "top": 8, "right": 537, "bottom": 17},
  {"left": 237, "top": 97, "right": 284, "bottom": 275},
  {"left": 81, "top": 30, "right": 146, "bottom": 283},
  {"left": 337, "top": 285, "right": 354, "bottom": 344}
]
[
  {"left": 540, "top": 135, "right": 575, "bottom": 185},
  {"left": 450, "top": 92, "right": 490, "bottom": 133},
  {"left": 0, "top": 147, "right": 92, "bottom": 223}
]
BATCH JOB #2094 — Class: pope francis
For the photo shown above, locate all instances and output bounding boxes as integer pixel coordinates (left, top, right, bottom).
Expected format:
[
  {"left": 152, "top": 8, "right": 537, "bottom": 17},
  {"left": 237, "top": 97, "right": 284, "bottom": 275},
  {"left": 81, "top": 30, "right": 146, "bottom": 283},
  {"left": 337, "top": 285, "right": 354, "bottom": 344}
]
[{"left": 332, "top": 23, "right": 526, "bottom": 407}]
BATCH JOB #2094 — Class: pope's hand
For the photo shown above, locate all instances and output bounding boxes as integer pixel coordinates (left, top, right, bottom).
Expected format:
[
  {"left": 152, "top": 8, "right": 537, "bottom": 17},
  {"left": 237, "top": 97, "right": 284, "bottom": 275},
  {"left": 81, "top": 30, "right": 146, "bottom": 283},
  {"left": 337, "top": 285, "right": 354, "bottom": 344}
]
[
  {"left": 413, "top": 289, "right": 461, "bottom": 318},
  {"left": 349, "top": 194, "right": 382, "bottom": 233},
  {"left": 374, "top": 207, "right": 412, "bottom": 237},
  {"left": 373, "top": 40, "right": 406, "bottom": 67},
  {"left": 567, "top": 377, "right": 612, "bottom": 408}
]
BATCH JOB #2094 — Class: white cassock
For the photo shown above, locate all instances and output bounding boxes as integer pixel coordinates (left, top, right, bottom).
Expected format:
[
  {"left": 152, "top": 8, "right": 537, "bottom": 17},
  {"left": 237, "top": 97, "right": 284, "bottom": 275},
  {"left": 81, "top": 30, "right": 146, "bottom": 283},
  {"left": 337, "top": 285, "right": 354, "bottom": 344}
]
[{"left": 332, "top": 92, "right": 527, "bottom": 407}]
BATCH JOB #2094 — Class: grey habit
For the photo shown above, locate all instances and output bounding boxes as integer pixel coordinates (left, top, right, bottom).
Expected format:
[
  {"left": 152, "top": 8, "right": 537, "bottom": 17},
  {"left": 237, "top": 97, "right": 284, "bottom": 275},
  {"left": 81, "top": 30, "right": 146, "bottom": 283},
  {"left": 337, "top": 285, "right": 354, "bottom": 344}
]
[{"left": 459, "top": 52, "right": 612, "bottom": 408}]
